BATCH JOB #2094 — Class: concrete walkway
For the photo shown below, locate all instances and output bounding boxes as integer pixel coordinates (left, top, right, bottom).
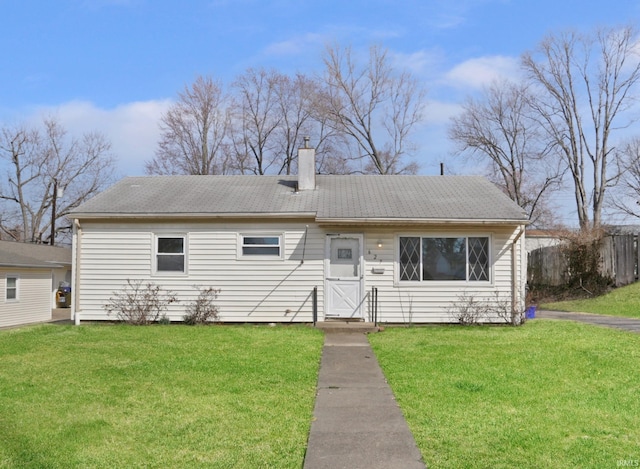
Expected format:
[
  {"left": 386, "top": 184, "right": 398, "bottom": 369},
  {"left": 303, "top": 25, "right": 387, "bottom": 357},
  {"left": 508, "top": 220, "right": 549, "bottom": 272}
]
[
  {"left": 537, "top": 309, "right": 640, "bottom": 333},
  {"left": 303, "top": 332, "right": 425, "bottom": 469}
]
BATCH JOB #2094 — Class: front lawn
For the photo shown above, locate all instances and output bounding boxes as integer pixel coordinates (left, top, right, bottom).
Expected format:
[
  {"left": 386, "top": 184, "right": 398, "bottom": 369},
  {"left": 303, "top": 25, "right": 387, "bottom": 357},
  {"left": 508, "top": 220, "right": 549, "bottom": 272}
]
[
  {"left": 370, "top": 321, "right": 640, "bottom": 468},
  {"left": 541, "top": 280, "right": 640, "bottom": 318},
  {"left": 0, "top": 324, "right": 323, "bottom": 468}
]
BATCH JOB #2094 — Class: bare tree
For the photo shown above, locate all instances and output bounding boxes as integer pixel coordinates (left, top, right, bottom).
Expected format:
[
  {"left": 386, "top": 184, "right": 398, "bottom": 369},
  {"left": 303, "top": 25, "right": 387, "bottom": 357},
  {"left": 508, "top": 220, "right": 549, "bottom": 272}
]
[
  {"left": 0, "top": 117, "right": 115, "bottom": 244},
  {"left": 607, "top": 137, "right": 640, "bottom": 219},
  {"left": 273, "top": 72, "right": 351, "bottom": 175},
  {"left": 228, "top": 68, "right": 348, "bottom": 175},
  {"left": 229, "top": 68, "right": 282, "bottom": 175},
  {"left": 522, "top": 26, "right": 640, "bottom": 229},
  {"left": 146, "top": 75, "right": 231, "bottom": 175},
  {"left": 321, "top": 44, "right": 426, "bottom": 174},
  {"left": 273, "top": 73, "right": 327, "bottom": 175},
  {"left": 449, "top": 80, "right": 563, "bottom": 227}
]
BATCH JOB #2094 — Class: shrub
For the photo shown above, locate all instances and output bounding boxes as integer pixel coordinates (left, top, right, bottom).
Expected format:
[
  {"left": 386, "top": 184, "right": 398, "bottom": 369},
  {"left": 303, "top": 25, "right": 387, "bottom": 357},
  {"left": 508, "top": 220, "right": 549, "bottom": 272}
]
[
  {"left": 449, "top": 292, "right": 524, "bottom": 325},
  {"left": 183, "top": 286, "right": 221, "bottom": 325},
  {"left": 104, "top": 279, "right": 179, "bottom": 325},
  {"left": 158, "top": 314, "right": 171, "bottom": 325},
  {"left": 562, "top": 228, "right": 612, "bottom": 295},
  {"left": 490, "top": 291, "right": 524, "bottom": 325},
  {"left": 528, "top": 228, "right": 613, "bottom": 301},
  {"left": 448, "top": 294, "right": 487, "bottom": 325}
]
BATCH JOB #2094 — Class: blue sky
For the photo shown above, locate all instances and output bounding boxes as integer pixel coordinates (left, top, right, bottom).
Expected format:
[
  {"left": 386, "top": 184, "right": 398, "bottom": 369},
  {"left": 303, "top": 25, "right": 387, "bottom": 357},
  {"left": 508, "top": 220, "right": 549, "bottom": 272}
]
[{"left": 2, "top": 0, "right": 640, "bottom": 224}]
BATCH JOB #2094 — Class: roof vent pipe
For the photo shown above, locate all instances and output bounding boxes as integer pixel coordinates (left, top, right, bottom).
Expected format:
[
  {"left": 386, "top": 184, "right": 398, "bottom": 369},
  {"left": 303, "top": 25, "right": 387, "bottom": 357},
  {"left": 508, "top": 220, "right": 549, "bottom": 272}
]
[{"left": 298, "top": 137, "right": 316, "bottom": 191}]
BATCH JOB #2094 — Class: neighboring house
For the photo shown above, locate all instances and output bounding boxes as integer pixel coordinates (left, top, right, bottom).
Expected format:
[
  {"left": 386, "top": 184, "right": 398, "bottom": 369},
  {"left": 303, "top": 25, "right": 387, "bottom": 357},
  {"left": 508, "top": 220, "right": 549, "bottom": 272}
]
[
  {"left": 70, "top": 147, "right": 529, "bottom": 324},
  {"left": 0, "top": 241, "right": 72, "bottom": 328},
  {"left": 525, "top": 229, "right": 564, "bottom": 253}
]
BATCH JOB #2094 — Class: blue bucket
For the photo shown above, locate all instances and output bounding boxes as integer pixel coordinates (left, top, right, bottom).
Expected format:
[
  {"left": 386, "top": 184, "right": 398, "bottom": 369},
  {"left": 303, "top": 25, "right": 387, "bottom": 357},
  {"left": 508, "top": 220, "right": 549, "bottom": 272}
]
[{"left": 525, "top": 306, "right": 537, "bottom": 319}]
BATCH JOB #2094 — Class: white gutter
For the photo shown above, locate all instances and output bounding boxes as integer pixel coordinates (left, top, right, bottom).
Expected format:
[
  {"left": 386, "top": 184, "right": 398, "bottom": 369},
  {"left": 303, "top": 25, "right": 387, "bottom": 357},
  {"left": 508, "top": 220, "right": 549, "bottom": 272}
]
[
  {"left": 68, "top": 211, "right": 530, "bottom": 225},
  {"left": 72, "top": 219, "right": 82, "bottom": 326},
  {"left": 0, "top": 262, "right": 70, "bottom": 269},
  {"left": 316, "top": 217, "right": 530, "bottom": 226},
  {"left": 69, "top": 212, "right": 318, "bottom": 220},
  {"left": 511, "top": 225, "right": 525, "bottom": 324}
]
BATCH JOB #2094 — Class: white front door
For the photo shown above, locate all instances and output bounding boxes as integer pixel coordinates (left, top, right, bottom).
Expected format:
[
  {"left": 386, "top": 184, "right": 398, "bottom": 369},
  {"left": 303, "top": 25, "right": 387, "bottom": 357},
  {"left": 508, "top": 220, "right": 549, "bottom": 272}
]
[{"left": 325, "top": 235, "right": 363, "bottom": 319}]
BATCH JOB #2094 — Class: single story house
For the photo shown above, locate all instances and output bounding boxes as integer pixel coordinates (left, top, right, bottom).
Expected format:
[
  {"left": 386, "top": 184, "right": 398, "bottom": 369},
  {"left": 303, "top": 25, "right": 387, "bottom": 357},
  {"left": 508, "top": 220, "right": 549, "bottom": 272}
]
[
  {"left": 70, "top": 147, "right": 529, "bottom": 324},
  {"left": 0, "top": 240, "right": 72, "bottom": 328}
]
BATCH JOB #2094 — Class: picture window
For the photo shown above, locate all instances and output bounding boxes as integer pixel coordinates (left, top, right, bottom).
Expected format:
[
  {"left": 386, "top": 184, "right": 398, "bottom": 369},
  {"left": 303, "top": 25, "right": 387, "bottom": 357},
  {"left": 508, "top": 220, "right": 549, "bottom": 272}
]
[{"left": 399, "top": 236, "right": 490, "bottom": 282}]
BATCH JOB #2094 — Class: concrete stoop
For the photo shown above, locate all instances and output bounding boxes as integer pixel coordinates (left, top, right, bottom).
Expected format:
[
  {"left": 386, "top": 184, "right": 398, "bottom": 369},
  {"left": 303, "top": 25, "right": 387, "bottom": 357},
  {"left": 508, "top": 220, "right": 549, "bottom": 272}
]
[{"left": 315, "top": 321, "right": 380, "bottom": 334}]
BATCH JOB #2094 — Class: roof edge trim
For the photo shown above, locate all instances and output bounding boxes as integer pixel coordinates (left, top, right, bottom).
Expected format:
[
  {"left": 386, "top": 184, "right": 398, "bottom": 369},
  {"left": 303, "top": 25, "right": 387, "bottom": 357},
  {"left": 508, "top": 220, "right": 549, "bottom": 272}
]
[
  {"left": 316, "top": 217, "right": 531, "bottom": 225},
  {"left": 72, "top": 212, "right": 318, "bottom": 220}
]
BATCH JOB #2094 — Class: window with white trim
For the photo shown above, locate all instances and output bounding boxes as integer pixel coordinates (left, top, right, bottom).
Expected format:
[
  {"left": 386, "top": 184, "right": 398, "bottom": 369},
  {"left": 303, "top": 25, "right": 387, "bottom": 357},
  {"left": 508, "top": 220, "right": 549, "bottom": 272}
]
[
  {"left": 156, "top": 236, "right": 186, "bottom": 273},
  {"left": 240, "top": 235, "right": 282, "bottom": 257},
  {"left": 6, "top": 275, "right": 18, "bottom": 301},
  {"left": 399, "top": 236, "right": 490, "bottom": 282}
]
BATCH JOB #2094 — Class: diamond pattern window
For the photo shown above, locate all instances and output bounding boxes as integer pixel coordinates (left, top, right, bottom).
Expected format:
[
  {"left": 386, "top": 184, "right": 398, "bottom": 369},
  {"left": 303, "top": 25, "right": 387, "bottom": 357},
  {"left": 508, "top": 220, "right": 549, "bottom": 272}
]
[
  {"left": 399, "top": 237, "right": 420, "bottom": 281},
  {"left": 399, "top": 236, "right": 490, "bottom": 282}
]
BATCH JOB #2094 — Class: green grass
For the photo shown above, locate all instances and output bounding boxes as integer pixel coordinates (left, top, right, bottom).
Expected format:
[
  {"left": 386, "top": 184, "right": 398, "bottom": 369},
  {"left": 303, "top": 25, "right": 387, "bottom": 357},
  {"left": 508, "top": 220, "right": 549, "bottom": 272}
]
[
  {"left": 541, "top": 281, "right": 640, "bottom": 318},
  {"left": 0, "top": 324, "right": 323, "bottom": 468},
  {"left": 370, "top": 322, "right": 640, "bottom": 468}
]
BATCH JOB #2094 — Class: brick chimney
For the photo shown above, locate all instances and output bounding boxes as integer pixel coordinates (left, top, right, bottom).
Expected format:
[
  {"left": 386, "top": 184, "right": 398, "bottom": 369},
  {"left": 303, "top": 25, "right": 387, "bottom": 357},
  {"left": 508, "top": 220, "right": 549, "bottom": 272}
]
[{"left": 298, "top": 136, "right": 316, "bottom": 191}]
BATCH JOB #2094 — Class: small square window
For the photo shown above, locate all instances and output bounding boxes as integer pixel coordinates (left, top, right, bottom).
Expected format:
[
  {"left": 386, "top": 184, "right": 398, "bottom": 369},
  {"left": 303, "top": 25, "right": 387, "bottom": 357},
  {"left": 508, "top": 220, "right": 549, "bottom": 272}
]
[{"left": 156, "top": 236, "right": 185, "bottom": 272}]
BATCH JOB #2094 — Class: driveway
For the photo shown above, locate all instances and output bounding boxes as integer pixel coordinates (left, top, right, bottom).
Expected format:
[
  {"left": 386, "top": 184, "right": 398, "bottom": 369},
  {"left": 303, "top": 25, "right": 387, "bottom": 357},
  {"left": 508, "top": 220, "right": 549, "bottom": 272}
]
[
  {"left": 51, "top": 308, "right": 73, "bottom": 322},
  {"left": 536, "top": 309, "right": 640, "bottom": 333}
]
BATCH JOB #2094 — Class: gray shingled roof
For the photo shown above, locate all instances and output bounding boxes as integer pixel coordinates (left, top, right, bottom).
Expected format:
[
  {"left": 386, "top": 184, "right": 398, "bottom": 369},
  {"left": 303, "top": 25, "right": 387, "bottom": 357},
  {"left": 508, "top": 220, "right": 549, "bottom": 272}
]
[
  {"left": 0, "top": 241, "right": 72, "bottom": 268},
  {"left": 71, "top": 175, "right": 528, "bottom": 224}
]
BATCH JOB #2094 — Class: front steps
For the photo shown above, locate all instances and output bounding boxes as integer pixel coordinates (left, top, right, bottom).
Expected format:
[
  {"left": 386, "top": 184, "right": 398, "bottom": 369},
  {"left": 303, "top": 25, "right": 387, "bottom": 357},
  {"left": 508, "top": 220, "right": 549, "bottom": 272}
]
[{"left": 315, "top": 321, "right": 380, "bottom": 333}]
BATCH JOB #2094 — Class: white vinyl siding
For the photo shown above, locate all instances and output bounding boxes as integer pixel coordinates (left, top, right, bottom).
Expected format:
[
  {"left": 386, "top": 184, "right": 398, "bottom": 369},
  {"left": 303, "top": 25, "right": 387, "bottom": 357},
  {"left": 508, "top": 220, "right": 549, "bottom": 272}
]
[
  {"left": 73, "top": 221, "right": 524, "bottom": 324},
  {"left": 75, "top": 222, "right": 324, "bottom": 322},
  {"left": 360, "top": 226, "right": 523, "bottom": 323},
  {"left": 0, "top": 269, "right": 52, "bottom": 328}
]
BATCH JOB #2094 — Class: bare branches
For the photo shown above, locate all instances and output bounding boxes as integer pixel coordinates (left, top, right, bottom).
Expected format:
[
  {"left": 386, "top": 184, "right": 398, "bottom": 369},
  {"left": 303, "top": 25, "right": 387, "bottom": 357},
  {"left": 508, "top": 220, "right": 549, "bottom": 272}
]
[
  {"left": 146, "top": 75, "right": 231, "bottom": 175},
  {"left": 230, "top": 68, "right": 284, "bottom": 175},
  {"left": 146, "top": 45, "right": 426, "bottom": 177},
  {"left": 0, "top": 117, "right": 115, "bottom": 243},
  {"left": 449, "top": 80, "right": 564, "bottom": 227},
  {"left": 607, "top": 137, "right": 640, "bottom": 219},
  {"left": 104, "top": 279, "right": 179, "bottom": 325},
  {"left": 229, "top": 68, "right": 347, "bottom": 175},
  {"left": 321, "top": 44, "right": 426, "bottom": 174},
  {"left": 522, "top": 25, "right": 640, "bottom": 229}
]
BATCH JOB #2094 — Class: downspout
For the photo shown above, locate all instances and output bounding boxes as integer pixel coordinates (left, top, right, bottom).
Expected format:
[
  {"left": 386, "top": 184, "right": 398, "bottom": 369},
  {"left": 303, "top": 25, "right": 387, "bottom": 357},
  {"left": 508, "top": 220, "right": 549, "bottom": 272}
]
[
  {"left": 511, "top": 225, "right": 525, "bottom": 324},
  {"left": 50, "top": 268, "right": 56, "bottom": 311},
  {"left": 72, "top": 219, "right": 82, "bottom": 326}
]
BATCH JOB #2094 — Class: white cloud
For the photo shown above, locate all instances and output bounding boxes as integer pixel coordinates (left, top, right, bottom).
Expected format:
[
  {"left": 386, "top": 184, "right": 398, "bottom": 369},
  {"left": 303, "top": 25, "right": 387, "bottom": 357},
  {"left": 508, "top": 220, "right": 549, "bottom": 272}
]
[
  {"left": 30, "top": 100, "right": 172, "bottom": 177},
  {"left": 391, "top": 49, "right": 445, "bottom": 78},
  {"left": 445, "top": 55, "right": 520, "bottom": 89},
  {"left": 423, "top": 99, "right": 462, "bottom": 125},
  {"left": 263, "top": 32, "right": 326, "bottom": 57}
]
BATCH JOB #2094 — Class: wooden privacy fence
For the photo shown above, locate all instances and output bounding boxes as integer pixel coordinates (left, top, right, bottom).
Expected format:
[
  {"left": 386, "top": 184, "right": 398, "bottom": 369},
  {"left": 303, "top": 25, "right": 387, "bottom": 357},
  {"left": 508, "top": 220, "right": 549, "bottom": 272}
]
[{"left": 528, "top": 234, "right": 637, "bottom": 288}]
